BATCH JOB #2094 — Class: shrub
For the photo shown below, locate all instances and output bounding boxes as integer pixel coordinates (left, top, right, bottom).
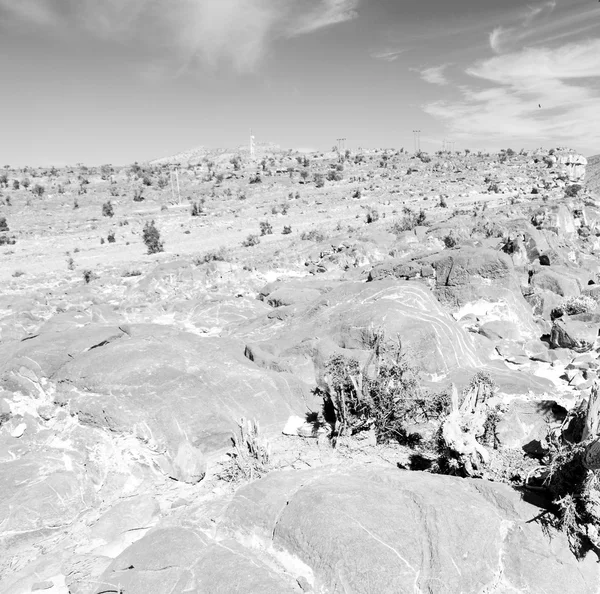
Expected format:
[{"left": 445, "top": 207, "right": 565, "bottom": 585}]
[
  {"left": 249, "top": 173, "right": 262, "bottom": 184},
  {"left": 565, "top": 184, "right": 583, "bottom": 198},
  {"left": 259, "top": 221, "right": 273, "bottom": 236},
  {"left": 0, "top": 234, "right": 15, "bottom": 245},
  {"left": 12, "top": 270, "right": 24, "bottom": 277},
  {"left": 551, "top": 296, "right": 596, "bottom": 320},
  {"left": 443, "top": 233, "right": 458, "bottom": 248},
  {"left": 366, "top": 208, "right": 379, "bottom": 224},
  {"left": 157, "top": 176, "right": 168, "bottom": 189},
  {"left": 73, "top": 198, "right": 79, "bottom": 209},
  {"left": 32, "top": 184, "right": 45, "bottom": 198},
  {"left": 107, "top": 231, "right": 116, "bottom": 243},
  {"left": 133, "top": 188, "right": 144, "bottom": 202},
  {"left": 282, "top": 225, "right": 292, "bottom": 234},
  {"left": 122, "top": 270, "right": 142, "bottom": 277},
  {"left": 0, "top": 217, "right": 9, "bottom": 232},
  {"left": 242, "top": 233, "right": 260, "bottom": 247},
  {"left": 300, "top": 228, "right": 327, "bottom": 242},
  {"left": 21, "top": 178, "right": 30, "bottom": 189},
  {"left": 12, "top": 180, "right": 19, "bottom": 190},
  {"left": 193, "top": 246, "right": 230, "bottom": 265},
  {"left": 82, "top": 269, "right": 98, "bottom": 284},
  {"left": 352, "top": 188, "right": 362, "bottom": 199},
  {"left": 142, "top": 175, "right": 152, "bottom": 186},
  {"left": 218, "top": 417, "right": 271, "bottom": 482},
  {"left": 314, "top": 173, "right": 325, "bottom": 188},
  {"left": 102, "top": 201, "right": 114, "bottom": 217},
  {"left": 300, "top": 170, "right": 309, "bottom": 182},
  {"left": 389, "top": 207, "right": 427, "bottom": 234},
  {"left": 322, "top": 337, "right": 449, "bottom": 444},
  {"left": 191, "top": 199, "right": 205, "bottom": 216},
  {"left": 439, "top": 195, "right": 447, "bottom": 208},
  {"left": 142, "top": 220, "right": 164, "bottom": 254},
  {"left": 326, "top": 169, "right": 343, "bottom": 182}
]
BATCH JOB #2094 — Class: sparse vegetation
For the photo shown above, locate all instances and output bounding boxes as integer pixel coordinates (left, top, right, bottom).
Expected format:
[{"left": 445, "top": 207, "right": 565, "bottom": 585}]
[{"left": 32, "top": 184, "right": 45, "bottom": 198}]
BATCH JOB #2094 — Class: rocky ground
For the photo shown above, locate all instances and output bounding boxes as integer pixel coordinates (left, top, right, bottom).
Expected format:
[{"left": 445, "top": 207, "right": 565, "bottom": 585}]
[{"left": 1, "top": 146, "right": 600, "bottom": 593}]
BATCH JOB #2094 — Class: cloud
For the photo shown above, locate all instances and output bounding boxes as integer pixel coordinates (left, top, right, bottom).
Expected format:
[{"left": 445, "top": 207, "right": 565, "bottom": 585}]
[
  {"left": 0, "top": 0, "right": 359, "bottom": 72},
  {"left": 419, "top": 65, "right": 449, "bottom": 86},
  {"left": 488, "top": 0, "right": 600, "bottom": 54},
  {"left": 423, "top": 39, "right": 600, "bottom": 151},
  {"left": 371, "top": 49, "right": 406, "bottom": 62}
]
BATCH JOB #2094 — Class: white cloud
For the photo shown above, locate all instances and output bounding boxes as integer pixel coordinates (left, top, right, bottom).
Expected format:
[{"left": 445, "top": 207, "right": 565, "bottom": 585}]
[
  {"left": 371, "top": 49, "right": 406, "bottom": 62},
  {"left": 419, "top": 65, "right": 449, "bottom": 86},
  {"left": 424, "top": 39, "right": 600, "bottom": 152},
  {"left": 0, "top": 0, "right": 360, "bottom": 72}
]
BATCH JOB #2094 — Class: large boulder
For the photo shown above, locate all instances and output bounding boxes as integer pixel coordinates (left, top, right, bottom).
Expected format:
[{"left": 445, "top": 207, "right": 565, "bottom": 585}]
[
  {"left": 2, "top": 323, "right": 315, "bottom": 456},
  {"left": 219, "top": 465, "right": 599, "bottom": 593},
  {"left": 555, "top": 151, "right": 587, "bottom": 182}
]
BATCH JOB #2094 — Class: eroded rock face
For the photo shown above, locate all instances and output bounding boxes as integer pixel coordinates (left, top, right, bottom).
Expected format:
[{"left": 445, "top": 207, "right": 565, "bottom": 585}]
[{"left": 555, "top": 151, "right": 587, "bottom": 183}]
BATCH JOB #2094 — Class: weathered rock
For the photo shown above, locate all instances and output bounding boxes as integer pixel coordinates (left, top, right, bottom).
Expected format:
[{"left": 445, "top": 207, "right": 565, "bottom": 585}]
[
  {"left": 169, "top": 441, "right": 207, "bottom": 484},
  {"left": 551, "top": 314, "right": 600, "bottom": 352},
  {"left": 496, "top": 399, "right": 567, "bottom": 453},
  {"left": 219, "top": 465, "right": 599, "bottom": 593}
]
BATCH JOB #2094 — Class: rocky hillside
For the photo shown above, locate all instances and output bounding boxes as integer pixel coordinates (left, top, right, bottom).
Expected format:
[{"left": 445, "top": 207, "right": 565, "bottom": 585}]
[
  {"left": 1, "top": 146, "right": 600, "bottom": 593},
  {"left": 586, "top": 154, "right": 600, "bottom": 194}
]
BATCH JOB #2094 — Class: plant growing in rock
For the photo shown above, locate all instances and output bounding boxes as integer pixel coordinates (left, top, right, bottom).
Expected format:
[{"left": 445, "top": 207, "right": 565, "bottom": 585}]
[
  {"left": 538, "top": 383, "right": 600, "bottom": 558},
  {"left": 322, "top": 335, "right": 449, "bottom": 445},
  {"left": 219, "top": 417, "right": 271, "bottom": 482},
  {"left": 551, "top": 296, "right": 596, "bottom": 320},
  {"left": 102, "top": 200, "right": 114, "bottom": 217},
  {"left": 142, "top": 220, "right": 164, "bottom": 254}
]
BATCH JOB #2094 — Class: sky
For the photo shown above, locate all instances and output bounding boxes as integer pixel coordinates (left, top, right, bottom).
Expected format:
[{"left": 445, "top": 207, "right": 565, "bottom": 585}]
[{"left": 1, "top": 0, "right": 599, "bottom": 166}]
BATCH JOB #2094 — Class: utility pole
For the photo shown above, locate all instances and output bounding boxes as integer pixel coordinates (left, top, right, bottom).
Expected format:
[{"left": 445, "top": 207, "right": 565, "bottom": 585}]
[
  {"left": 413, "top": 130, "right": 421, "bottom": 153},
  {"left": 250, "top": 130, "right": 255, "bottom": 160},
  {"left": 336, "top": 138, "right": 346, "bottom": 153},
  {"left": 170, "top": 168, "right": 181, "bottom": 204}
]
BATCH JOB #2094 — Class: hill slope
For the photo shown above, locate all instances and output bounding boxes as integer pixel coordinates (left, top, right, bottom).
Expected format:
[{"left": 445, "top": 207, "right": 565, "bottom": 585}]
[{"left": 586, "top": 154, "right": 600, "bottom": 193}]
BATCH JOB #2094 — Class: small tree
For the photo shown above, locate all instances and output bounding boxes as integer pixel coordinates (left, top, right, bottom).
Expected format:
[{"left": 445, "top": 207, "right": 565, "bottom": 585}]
[
  {"left": 102, "top": 201, "right": 114, "bottom": 217},
  {"left": 32, "top": 184, "right": 45, "bottom": 198},
  {"left": 142, "top": 220, "right": 164, "bottom": 254}
]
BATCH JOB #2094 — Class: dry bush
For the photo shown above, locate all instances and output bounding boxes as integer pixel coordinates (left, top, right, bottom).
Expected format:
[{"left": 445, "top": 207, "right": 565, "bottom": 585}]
[{"left": 218, "top": 417, "right": 272, "bottom": 482}]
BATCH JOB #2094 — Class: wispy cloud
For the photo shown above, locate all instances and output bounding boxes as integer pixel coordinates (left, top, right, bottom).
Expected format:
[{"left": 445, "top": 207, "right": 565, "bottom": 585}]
[
  {"left": 488, "top": 0, "right": 600, "bottom": 54},
  {"left": 371, "top": 48, "right": 407, "bottom": 62},
  {"left": 419, "top": 65, "right": 449, "bottom": 86},
  {"left": 0, "top": 0, "right": 360, "bottom": 72},
  {"left": 424, "top": 39, "right": 600, "bottom": 150}
]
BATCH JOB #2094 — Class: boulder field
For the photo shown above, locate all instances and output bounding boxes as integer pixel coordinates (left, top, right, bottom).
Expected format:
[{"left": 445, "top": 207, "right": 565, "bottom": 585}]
[{"left": 1, "top": 147, "right": 600, "bottom": 593}]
